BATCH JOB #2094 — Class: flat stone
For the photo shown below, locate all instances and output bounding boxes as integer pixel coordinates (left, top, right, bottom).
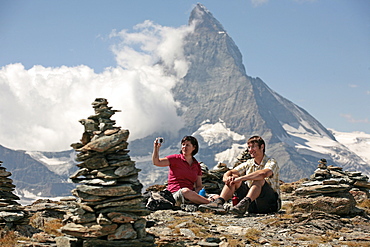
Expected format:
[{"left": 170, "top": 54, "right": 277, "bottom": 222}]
[
  {"left": 75, "top": 184, "right": 138, "bottom": 197},
  {"left": 295, "top": 184, "right": 351, "bottom": 196},
  {"left": 107, "top": 212, "right": 139, "bottom": 223},
  {"left": 71, "top": 189, "right": 106, "bottom": 202},
  {"left": 109, "top": 160, "right": 136, "bottom": 167},
  {"left": 292, "top": 193, "right": 356, "bottom": 215},
  {"left": 61, "top": 223, "right": 118, "bottom": 238},
  {"left": 82, "top": 193, "right": 141, "bottom": 207},
  {"left": 107, "top": 223, "right": 137, "bottom": 240},
  {"left": 78, "top": 129, "right": 129, "bottom": 153},
  {"left": 115, "top": 165, "right": 140, "bottom": 177},
  {"left": 197, "top": 241, "right": 219, "bottom": 247},
  {"left": 55, "top": 236, "right": 82, "bottom": 247},
  {"left": 354, "top": 180, "right": 370, "bottom": 189},
  {"left": 78, "top": 156, "right": 109, "bottom": 170},
  {"left": 69, "top": 168, "right": 89, "bottom": 179},
  {"left": 71, "top": 213, "right": 96, "bottom": 224},
  {"left": 0, "top": 211, "right": 25, "bottom": 222},
  {"left": 94, "top": 197, "right": 144, "bottom": 209},
  {"left": 180, "top": 228, "right": 196, "bottom": 237},
  {"left": 346, "top": 171, "right": 362, "bottom": 177},
  {"left": 0, "top": 170, "right": 11, "bottom": 177},
  {"left": 75, "top": 178, "right": 117, "bottom": 186},
  {"left": 59, "top": 196, "right": 77, "bottom": 202},
  {"left": 82, "top": 238, "right": 155, "bottom": 247},
  {"left": 133, "top": 218, "right": 147, "bottom": 238},
  {"left": 97, "top": 213, "right": 112, "bottom": 225}
]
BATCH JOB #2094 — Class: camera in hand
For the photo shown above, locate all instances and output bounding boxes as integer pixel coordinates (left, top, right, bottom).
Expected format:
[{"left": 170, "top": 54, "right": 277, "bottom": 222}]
[{"left": 156, "top": 137, "right": 164, "bottom": 143}]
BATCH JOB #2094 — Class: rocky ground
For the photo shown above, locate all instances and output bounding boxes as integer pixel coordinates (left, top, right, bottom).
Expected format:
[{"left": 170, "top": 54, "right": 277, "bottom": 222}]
[
  {"left": 145, "top": 196, "right": 370, "bottom": 247},
  {"left": 0, "top": 185, "right": 369, "bottom": 247},
  {"left": 2, "top": 152, "right": 370, "bottom": 246}
]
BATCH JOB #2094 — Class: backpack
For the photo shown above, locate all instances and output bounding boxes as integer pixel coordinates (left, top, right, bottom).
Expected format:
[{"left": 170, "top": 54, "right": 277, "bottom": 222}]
[{"left": 144, "top": 190, "right": 176, "bottom": 211}]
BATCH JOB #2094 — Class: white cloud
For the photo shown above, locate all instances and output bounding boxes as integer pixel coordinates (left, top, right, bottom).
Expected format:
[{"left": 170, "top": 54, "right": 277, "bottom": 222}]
[
  {"left": 251, "top": 0, "right": 269, "bottom": 7},
  {"left": 0, "top": 21, "right": 194, "bottom": 151},
  {"left": 340, "top": 114, "right": 369, "bottom": 124}
]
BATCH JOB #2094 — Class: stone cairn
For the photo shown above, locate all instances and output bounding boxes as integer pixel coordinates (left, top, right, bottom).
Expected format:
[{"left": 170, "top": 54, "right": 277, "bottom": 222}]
[
  {"left": 292, "top": 158, "right": 370, "bottom": 216},
  {"left": 200, "top": 162, "right": 228, "bottom": 195},
  {"left": 60, "top": 98, "right": 154, "bottom": 247},
  {"left": 201, "top": 148, "right": 251, "bottom": 196},
  {"left": 0, "top": 161, "right": 28, "bottom": 228}
]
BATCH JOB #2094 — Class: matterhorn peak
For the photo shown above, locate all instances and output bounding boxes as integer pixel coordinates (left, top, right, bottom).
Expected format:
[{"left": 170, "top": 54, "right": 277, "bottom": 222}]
[{"left": 189, "top": 3, "right": 226, "bottom": 33}]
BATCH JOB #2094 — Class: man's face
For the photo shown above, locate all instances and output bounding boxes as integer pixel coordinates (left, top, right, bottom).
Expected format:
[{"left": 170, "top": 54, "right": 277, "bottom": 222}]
[{"left": 247, "top": 142, "right": 264, "bottom": 158}]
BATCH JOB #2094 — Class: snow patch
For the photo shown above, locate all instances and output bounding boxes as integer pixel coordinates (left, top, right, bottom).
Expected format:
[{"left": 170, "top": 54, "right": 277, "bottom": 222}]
[
  {"left": 330, "top": 129, "right": 370, "bottom": 164},
  {"left": 194, "top": 119, "right": 245, "bottom": 146},
  {"left": 15, "top": 188, "right": 66, "bottom": 206},
  {"left": 279, "top": 123, "right": 370, "bottom": 175},
  {"left": 215, "top": 143, "right": 248, "bottom": 166},
  {"left": 26, "top": 151, "right": 77, "bottom": 176}
]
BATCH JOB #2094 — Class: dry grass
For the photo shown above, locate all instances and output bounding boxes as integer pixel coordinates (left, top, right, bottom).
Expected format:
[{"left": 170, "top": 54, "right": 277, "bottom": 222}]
[
  {"left": 43, "top": 219, "right": 63, "bottom": 236},
  {"left": 280, "top": 183, "right": 295, "bottom": 193},
  {"left": 341, "top": 241, "right": 370, "bottom": 247},
  {"left": 0, "top": 230, "right": 18, "bottom": 247},
  {"left": 244, "top": 228, "right": 261, "bottom": 242},
  {"left": 29, "top": 212, "right": 64, "bottom": 237},
  {"left": 260, "top": 213, "right": 294, "bottom": 227},
  {"left": 226, "top": 239, "right": 245, "bottom": 247},
  {"left": 319, "top": 230, "right": 340, "bottom": 243},
  {"left": 281, "top": 202, "right": 294, "bottom": 214},
  {"left": 358, "top": 199, "right": 370, "bottom": 215}
]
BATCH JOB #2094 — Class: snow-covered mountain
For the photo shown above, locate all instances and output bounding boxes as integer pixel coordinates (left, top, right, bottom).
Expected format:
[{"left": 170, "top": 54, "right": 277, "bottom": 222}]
[{"left": 133, "top": 125, "right": 370, "bottom": 189}]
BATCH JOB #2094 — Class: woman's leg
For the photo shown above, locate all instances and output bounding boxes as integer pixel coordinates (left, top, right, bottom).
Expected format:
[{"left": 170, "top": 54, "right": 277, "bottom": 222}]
[{"left": 181, "top": 188, "right": 211, "bottom": 204}]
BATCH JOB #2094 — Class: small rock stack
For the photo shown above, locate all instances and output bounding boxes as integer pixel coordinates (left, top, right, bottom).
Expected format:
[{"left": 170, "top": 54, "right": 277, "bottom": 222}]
[
  {"left": 61, "top": 98, "right": 154, "bottom": 247},
  {"left": 292, "top": 159, "right": 370, "bottom": 215},
  {"left": 0, "top": 161, "right": 28, "bottom": 227},
  {"left": 201, "top": 162, "right": 229, "bottom": 195},
  {"left": 201, "top": 149, "right": 251, "bottom": 196}
]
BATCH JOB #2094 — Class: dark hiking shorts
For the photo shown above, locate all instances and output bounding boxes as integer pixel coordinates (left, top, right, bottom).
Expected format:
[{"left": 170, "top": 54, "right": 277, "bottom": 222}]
[{"left": 235, "top": 181, "right": 279, "bottom": 214}]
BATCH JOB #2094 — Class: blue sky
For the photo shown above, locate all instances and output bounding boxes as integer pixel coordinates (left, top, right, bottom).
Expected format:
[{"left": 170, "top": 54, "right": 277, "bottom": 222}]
[{"left": 0, "top": 0, "right": 369, "bottom": 151}]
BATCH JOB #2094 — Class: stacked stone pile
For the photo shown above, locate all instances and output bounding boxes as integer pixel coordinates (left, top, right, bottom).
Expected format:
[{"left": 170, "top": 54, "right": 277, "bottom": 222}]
[
  {"left": 60, "top": 98, "right": 154, "bottom": 247},
  {"left": 292, "top": 159, "right": 369, "bottom": 215},
  {"left": 232, "top": 148, "right": 251, "bottom": 168},
  {"left": 201, "top": 149, "right": 251, "bottom": 196},
  {"left": 0, "top": 161, "right": 28, "bottom": 228},
  {"left": 200, "top": 162, "right": 229, "bottom": 195}
]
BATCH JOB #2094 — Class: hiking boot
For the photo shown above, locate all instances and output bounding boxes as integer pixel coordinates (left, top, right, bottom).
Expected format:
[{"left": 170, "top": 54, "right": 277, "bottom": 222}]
[
  {"left": 198, "top": 198, "right": 226, "bottom": 214},
  {"left": 229, "top": 197, "right": 250, "bottom": 216}
]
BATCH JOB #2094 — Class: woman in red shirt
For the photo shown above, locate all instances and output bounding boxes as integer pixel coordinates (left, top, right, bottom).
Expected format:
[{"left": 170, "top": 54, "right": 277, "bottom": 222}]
[{"left": 152, "top": 136, "right": 211, "bottom": 206}]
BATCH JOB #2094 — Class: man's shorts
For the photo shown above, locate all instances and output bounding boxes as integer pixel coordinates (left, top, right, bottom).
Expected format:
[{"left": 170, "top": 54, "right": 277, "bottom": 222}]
[{"left": 235, "top": 181, "right": 279, "bottom": 214}]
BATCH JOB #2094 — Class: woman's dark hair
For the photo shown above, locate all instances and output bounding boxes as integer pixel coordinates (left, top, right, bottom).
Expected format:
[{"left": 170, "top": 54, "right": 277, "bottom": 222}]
[{"left": 180, "top": 136, "right": 199, "bottom": 156}]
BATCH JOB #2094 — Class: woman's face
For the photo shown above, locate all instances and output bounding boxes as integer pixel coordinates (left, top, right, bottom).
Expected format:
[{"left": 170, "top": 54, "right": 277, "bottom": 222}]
[{"left": 181, "top": 140, "right": 196, "bottom": 156}]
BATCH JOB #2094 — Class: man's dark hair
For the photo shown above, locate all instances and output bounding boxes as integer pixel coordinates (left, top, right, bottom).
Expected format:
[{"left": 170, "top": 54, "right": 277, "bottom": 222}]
[
  {"left": 247, "top": 136, "right": 265, "bottom": 154},
  {"left": 180, "top": 136, "right": 199, "bottom": 156}
]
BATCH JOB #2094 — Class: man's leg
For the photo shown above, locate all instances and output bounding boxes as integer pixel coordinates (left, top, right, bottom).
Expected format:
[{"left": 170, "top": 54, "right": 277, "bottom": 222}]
[
  {"left": 229, "top": 179, "right": 265, "bottom": 216},
  {"left": 198, "top": 180, "right": 243, "bottom": 213},
  {"left": 248, "top": 182, "right": 279, "bottom": 214}
]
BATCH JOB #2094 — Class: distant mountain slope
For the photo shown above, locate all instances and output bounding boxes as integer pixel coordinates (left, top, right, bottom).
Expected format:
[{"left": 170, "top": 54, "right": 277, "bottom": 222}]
[{"left": 0, "top": 145, "right": 77, "bottom": 200}]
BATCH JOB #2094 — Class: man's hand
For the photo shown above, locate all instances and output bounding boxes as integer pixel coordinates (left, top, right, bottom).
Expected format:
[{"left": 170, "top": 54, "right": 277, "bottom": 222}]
[
  {"left": 231, "top": 176, "right": 243, "bottom": 184},
  {"left": 224, "top": 175, "right": 234, "bottom": 185}
]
